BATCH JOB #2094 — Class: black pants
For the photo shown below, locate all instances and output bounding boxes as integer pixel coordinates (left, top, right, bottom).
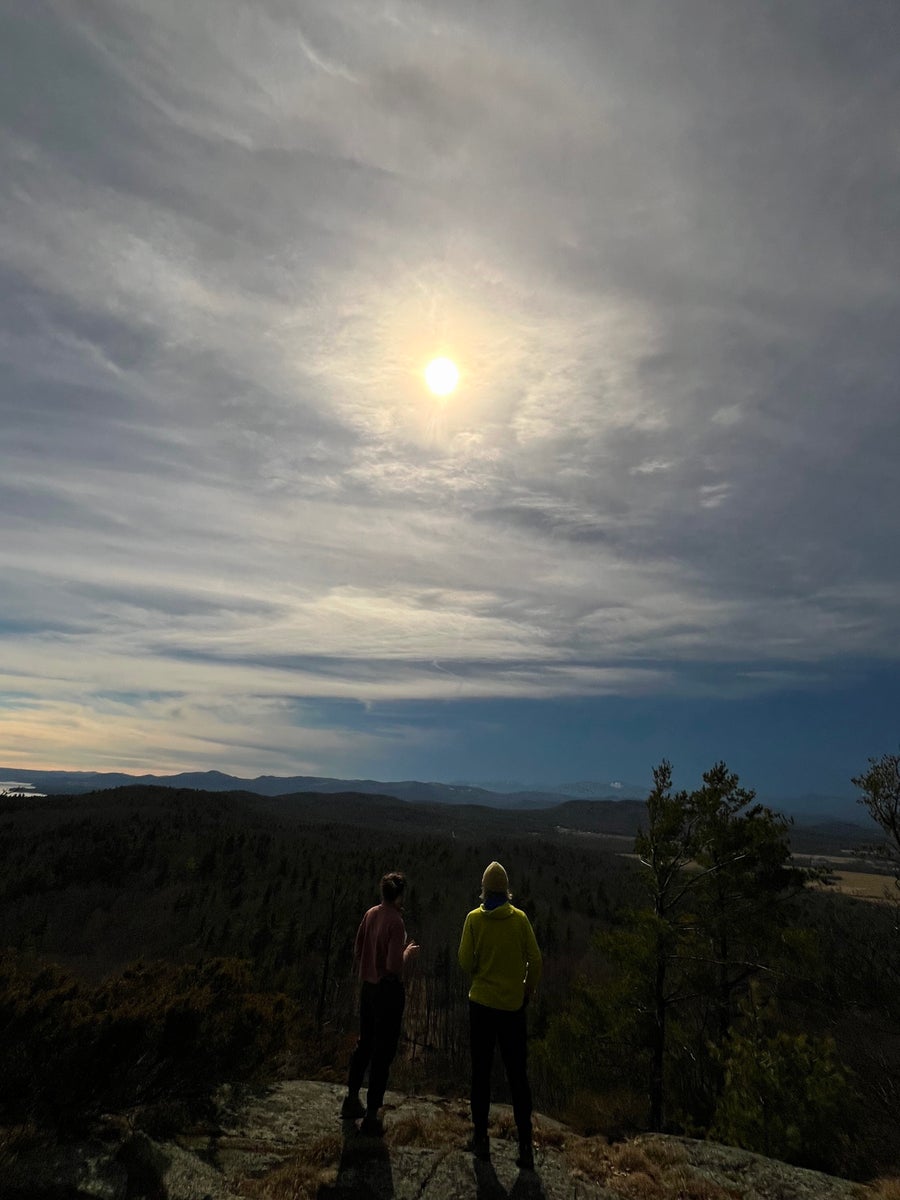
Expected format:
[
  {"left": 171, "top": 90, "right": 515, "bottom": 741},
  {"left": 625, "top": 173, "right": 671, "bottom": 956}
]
[
  {"left": 469, "top": 1000, "right": 532, "bottom": 1141},
  {"left": 347, "top": 978, "right": 405, "bottom": 1115}
]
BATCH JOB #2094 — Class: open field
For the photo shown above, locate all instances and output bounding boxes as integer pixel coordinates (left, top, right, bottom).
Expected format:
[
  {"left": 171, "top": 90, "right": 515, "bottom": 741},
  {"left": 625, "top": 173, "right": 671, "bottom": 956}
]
[
  {"left": 814, "top": 870, "right": 900, "bottom": 903},
  {"left": 793, "top": 853, "right": 882, "bottom": 866}
]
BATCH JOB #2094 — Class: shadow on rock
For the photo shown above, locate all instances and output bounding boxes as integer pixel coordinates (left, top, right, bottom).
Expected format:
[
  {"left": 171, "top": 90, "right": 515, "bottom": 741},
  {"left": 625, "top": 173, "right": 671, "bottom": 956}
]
[
  {"left": 319, "top": 1126, "right": 395, "bottom": 1199},
  {"left": 474, "top": 1157, "right": 548, "bottom": 1200}
]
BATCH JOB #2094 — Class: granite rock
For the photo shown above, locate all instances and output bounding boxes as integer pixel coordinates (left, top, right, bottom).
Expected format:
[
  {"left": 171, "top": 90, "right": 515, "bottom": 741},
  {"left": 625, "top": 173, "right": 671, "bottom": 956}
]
[{"left": 2, "top": 1080, "right": 870, "bottom": 1200}]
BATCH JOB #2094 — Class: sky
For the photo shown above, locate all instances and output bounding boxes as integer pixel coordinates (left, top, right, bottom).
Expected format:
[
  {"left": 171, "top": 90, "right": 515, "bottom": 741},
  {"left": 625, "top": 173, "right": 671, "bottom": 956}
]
[{"left": 1, "top": 1, "right": 898, "bottom": 797}]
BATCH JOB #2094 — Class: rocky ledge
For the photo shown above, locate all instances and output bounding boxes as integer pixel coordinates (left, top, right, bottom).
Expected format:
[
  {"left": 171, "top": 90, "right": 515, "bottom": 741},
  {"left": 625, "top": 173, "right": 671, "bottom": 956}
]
[{"left": 2, "top": 1080, "right": 872, "bottom": 1200}]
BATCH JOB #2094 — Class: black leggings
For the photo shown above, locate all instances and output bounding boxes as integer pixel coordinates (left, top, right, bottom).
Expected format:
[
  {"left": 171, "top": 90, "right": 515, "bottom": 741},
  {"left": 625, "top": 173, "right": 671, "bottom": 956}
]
[
  {"left": 469, "top": 999, "right": 532, "bottom": 1140},
  {"left": 347, "top": 978, "right": 405, "bottom": 1114}
]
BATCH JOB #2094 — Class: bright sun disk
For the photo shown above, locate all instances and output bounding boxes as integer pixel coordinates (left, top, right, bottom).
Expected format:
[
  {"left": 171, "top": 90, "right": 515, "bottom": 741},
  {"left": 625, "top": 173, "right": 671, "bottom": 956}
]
[{"left": 424, "top": 357, "right": 459, "bottom": 396}]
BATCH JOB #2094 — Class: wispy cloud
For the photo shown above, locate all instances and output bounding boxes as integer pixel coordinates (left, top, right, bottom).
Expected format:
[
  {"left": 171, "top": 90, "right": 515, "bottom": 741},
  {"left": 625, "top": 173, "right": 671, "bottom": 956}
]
[{"left": 2, "top": 0, "right": 898, "bottom": 777}]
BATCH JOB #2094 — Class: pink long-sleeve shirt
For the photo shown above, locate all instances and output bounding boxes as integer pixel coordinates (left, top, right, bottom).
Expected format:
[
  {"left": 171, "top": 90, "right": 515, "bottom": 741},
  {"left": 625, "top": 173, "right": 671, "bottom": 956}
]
[{"left": 354, "top": 901, "right": 412, "bottom": 984}]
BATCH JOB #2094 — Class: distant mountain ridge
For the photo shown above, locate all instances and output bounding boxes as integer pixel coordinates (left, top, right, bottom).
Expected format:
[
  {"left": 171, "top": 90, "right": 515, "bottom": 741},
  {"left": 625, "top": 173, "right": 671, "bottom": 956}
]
[
  {"left": 0, "top": 768, "right": 568, "bottom": 809},
  {"left": 0, "top": 766, "right": 866, "bottom": 825},
  {"left": 453, "top": 778, "right": 649, "bottom": 799}
]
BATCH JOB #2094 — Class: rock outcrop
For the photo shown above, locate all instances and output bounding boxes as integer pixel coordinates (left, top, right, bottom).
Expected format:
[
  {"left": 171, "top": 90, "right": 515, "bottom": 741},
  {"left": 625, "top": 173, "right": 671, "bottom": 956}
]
[{"left": 2, "top": 1080, "right": 870, "bottom": 1200}]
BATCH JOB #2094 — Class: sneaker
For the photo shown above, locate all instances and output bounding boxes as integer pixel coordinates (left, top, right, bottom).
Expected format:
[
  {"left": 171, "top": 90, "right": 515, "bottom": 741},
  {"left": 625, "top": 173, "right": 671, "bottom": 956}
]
[
  {"left": 359, "top": 1114, "right": 384, "bottom": 1138},
  {"left": 467, "top": 1134, "right": 490, "bottom": 1161},
  {"left": 340, "top": 1095, "right": 366, "bottom": 1120},
  {"left": 516, "top": 1142, "right": 534, "bottom": 1170}
]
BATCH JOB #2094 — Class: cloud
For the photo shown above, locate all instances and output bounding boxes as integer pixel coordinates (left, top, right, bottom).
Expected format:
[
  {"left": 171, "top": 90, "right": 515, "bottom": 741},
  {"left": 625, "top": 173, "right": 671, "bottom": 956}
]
[{"left": 1, "top": 0, "right": 899, "bottom": 774}]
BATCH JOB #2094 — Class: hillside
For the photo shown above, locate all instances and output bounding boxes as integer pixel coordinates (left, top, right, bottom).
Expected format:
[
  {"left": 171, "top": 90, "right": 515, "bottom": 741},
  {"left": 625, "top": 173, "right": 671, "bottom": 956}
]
[{"left": 0, "top": 778, "right": 876, "bottom": 856}]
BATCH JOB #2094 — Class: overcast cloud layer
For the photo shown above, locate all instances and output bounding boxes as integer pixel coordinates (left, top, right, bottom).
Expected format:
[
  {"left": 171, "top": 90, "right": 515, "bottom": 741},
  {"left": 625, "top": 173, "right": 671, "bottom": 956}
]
[{"left": 1, "top": 1, "right": 898, "bottom": 788}]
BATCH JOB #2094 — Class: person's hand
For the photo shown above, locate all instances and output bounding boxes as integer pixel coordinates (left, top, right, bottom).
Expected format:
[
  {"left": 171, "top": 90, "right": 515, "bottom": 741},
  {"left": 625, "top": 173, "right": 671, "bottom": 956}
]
[{"left": 404, "top": 940, "right": 420, "bottom": 961}]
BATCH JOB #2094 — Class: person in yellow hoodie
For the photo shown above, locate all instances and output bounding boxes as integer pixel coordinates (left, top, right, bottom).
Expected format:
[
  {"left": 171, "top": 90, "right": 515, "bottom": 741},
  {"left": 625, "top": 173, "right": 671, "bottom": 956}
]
[{"left": 458, "top": 861, "right": 542, "bottom": 1170}]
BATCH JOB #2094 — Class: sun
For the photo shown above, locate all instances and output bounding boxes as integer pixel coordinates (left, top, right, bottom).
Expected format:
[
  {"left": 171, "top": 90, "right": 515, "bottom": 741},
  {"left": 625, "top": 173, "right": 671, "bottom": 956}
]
[{"left": 424, "top": 356, "right": 459, "bottom": 397}]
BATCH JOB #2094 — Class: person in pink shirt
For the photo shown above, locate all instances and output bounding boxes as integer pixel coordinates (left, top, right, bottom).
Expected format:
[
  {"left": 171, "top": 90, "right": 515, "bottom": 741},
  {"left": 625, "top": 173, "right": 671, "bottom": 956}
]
[{"left": 342, "top": 871, "right": 419, "bottom": 1135}]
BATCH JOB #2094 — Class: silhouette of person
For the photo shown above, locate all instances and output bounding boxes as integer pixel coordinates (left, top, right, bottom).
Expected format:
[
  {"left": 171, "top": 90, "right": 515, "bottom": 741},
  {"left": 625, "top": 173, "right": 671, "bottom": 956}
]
[
  {"left": 458, "top": 861, "right": 542, "bottom": 1169},
  {"left": 343, "top": 871, "right": 419, "bottom": 1135}
]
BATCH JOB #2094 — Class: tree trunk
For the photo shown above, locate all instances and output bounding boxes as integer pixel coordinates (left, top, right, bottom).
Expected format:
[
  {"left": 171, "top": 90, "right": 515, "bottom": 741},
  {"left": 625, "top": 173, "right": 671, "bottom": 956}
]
[
  {"left": 650, "top": 946, "right": 667, "bottom": 1130},
  {"left": 315, "top": 885, "right": 338, "bottom": 1031}
]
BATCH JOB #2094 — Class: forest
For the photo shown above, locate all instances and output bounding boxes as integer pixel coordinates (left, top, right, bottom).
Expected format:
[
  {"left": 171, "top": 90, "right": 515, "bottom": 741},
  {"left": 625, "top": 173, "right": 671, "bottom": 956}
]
[{"left": 1, "top": 757, "right": 899, "bottom": 1182}]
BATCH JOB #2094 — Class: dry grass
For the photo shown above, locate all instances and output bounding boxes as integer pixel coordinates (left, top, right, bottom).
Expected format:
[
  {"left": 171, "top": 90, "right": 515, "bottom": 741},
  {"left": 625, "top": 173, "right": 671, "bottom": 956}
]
[
  {"left": 567, "top": 1137, "right": 739, "bottom": 1200},
  {"left": 569, "top": 1139, "right": 658, "bottom": 1190},
  {"left": 385, "top": 1111, "right": 470, "bottom": 1149},
  {"left": 384, "top": 1105, "right": 566, "bottom": 1156},
  {"left": 489, "top": 1109, "right": 519, "bottom": 1141},
  {"left": 638, "top": 1139, "right": 688, "bottom": 1168},
  {"left": 533, "top": 1117, "right": 567, "bottom": 1150},
  {"left": 814, "top": 871, "right": 900, "bottom": 904},
  {"left": 615, "top": 1170, "right": 664, "bottom": 1199},
  {"left": 240, "top": 1161, "right": 330, "bottom": 1200},
  {"left": 658, "top": 1170, "right": 741, "bottom": 1200},
  {"left": 240, "top": 1133, "right": 342, "bottom": 1200},
  {"left": 869, "top": 1180, "right": 900, "bottom": 1200}
]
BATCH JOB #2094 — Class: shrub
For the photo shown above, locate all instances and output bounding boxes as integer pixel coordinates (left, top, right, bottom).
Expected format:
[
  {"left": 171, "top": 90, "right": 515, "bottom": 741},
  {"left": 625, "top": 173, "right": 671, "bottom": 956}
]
[
  {"left": 710, "top": 988, "right": 855, "bottom": 1173},
  {"left": 0, "top": 950, "right": 300, "bottom": 1133}
]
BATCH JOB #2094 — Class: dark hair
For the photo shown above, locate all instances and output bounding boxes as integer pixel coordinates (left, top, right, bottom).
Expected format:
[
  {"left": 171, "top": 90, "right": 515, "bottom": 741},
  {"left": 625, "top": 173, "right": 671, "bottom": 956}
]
[{"left": 381, "top": 871, "right": 406, "bottom": 902}]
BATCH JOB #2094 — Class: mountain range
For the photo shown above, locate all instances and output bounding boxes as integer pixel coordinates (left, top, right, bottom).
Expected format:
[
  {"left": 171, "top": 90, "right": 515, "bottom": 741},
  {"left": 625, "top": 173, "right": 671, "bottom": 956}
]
[{"left": 0, "top": 767, "right": 867, "bottom": 826}]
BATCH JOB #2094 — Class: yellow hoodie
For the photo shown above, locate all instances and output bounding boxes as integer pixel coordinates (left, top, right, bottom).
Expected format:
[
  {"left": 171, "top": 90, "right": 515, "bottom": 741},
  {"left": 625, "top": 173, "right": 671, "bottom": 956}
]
[{"left": 458, "top": 902, "right": 542, "bottom": 1011}]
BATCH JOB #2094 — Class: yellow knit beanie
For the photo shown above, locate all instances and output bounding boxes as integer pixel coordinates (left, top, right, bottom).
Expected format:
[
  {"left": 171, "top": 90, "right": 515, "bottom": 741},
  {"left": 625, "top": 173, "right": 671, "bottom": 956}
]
[{"left": 481, "top": 861, "right": 510, "bottom": 895}]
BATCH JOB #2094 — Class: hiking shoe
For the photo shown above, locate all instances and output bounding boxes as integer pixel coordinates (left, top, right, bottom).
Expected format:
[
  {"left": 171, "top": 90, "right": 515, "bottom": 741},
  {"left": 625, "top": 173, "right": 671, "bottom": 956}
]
[
  {"left": 467, "top": 1134, "right": 490, "bottom": 1161},
  {"left": 516, "top": 1142, "right": 535, "bottom": 1170},
  {"left": 340, "top": 1095, "right": 365, "bottom": 1120},
  {"left": 358, "top": 1114, "right": 384, "bottom": 1138}
]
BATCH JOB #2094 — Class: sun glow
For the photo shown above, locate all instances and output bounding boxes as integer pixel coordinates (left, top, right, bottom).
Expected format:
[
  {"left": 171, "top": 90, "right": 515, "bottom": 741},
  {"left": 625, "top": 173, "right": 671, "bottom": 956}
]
[{"left": 424, "top": 357, "right": 459, "bottom": 396}]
